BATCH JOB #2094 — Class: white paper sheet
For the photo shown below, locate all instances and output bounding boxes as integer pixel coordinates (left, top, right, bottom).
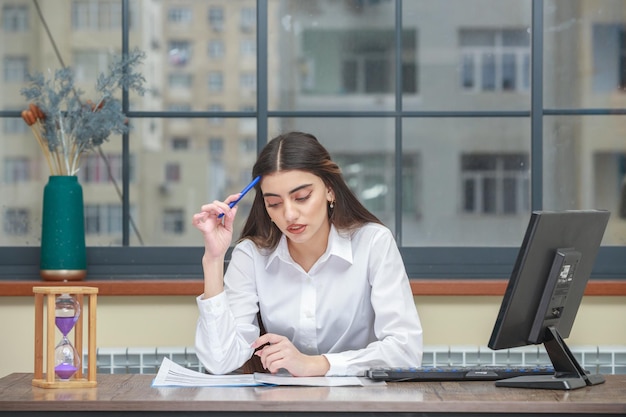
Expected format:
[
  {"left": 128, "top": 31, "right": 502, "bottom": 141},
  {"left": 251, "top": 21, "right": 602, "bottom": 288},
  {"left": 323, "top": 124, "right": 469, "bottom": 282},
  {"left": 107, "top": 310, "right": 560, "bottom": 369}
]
[
  {"left": 152, "top": 357, "right": 258, "bottom": 387},
  {"left": 152, "top": 357, "right": 384, "bottom": 387}
]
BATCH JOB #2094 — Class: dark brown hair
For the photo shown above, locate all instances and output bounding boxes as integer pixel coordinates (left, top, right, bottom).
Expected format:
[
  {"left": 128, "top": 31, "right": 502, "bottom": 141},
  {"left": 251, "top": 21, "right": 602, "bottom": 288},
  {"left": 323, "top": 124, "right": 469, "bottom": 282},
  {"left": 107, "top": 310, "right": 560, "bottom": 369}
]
[{"left": 240, "top": 131, "right": 382, "bottom": 249}]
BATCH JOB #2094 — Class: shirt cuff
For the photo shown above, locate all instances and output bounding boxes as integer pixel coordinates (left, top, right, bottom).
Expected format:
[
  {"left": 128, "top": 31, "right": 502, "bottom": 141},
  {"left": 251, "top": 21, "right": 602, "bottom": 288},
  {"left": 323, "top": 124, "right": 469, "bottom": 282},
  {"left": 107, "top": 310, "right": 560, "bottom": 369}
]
[
  {"left": 196, "top": 291, "right": 228, "bottom": 316},
  {"left": 323, "top": 353, "right": 349, "bottom": 376}
]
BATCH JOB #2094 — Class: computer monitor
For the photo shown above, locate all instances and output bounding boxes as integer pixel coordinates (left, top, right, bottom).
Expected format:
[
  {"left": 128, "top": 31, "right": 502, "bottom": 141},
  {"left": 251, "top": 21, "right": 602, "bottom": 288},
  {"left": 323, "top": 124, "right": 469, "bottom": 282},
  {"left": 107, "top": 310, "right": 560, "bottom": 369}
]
[{"left": 488, "top": 209, "right": 610, "bottom": 390}]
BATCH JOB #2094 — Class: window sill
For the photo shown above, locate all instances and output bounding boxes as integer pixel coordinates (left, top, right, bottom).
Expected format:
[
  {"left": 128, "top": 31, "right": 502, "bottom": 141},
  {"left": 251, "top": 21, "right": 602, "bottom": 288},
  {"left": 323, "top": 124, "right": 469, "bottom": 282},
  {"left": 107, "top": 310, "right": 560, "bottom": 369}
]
[{"left": 0, "top": 279, "right": 625, "bottom": 297}]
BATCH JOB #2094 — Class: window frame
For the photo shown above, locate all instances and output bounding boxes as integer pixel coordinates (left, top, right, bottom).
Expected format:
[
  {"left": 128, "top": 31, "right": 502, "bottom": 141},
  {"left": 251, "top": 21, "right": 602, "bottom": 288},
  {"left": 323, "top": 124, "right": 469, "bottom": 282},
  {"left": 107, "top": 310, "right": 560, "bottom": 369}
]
[
  {"left": 3, "top": 156, "right": 31, "bottom": 183},
  {"left": 1, "top": 0, "right": 626, "bottom": 283},
  {"left": 2, "top": 4, "right": 28, "bottom": 32},
  {"left": 461, "top": 153, "right": 530, "bottom": 215},
  {"left": 459, "top": 28, "right": 530, "bottom": 93},
  {"left": 3, "top": 207, "right": 29, "bottom": 236},
  {"left": 3, "top": 55, "right": 28, "bottom": 82}
]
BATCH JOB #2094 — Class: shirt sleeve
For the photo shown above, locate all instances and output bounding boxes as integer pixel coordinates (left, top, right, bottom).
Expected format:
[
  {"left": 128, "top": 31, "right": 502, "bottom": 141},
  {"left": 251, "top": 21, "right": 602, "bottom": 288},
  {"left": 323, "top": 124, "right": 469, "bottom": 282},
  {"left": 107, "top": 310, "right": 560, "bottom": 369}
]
[
  {"left": 323, "top": 226, "right": 423, "bottom": 376},
  {"left": 194, "top": 243, "right": 261, "bottom": 374}
]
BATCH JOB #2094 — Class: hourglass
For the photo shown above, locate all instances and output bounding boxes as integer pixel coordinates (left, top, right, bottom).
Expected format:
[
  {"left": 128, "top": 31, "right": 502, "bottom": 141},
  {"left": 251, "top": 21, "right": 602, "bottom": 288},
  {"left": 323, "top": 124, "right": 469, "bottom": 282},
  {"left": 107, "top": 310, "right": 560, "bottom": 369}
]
[
  {"left": 32, "top": 286, "right": 98, "bottom": 388},
  {"left": 54, "top": 293, "right": 81, "bottom": 380}
]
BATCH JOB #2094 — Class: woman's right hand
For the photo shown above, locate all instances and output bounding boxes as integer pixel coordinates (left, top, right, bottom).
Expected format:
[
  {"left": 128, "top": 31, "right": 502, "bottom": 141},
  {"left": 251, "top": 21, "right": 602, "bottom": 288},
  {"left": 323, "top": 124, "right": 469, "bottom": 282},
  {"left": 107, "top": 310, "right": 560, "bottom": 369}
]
[{"left": 192, "top": 194, "right": 240, "bottom": 259}]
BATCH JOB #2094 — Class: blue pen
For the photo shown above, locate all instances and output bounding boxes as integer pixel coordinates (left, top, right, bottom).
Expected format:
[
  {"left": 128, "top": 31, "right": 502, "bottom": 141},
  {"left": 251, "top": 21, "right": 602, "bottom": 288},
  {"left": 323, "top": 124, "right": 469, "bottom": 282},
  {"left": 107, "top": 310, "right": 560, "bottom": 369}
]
[{"left": 218, "top": 176, "right": 261, "bottom": 219}]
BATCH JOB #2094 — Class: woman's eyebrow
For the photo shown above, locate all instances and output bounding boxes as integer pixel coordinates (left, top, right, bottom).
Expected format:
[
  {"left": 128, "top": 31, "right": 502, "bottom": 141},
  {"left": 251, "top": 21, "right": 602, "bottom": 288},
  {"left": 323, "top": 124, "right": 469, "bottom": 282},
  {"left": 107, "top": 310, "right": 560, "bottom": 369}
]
[{"left": 262, "top": 183, "right": 313, "bottom": 198}]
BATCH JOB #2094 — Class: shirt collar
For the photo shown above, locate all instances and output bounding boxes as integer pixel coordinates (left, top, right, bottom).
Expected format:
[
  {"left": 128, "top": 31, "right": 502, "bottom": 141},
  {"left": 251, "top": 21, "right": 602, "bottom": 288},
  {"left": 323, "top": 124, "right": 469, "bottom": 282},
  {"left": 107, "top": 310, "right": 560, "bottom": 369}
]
[{"left": 266, "top": 224, "right": 354, "bottom": 270}]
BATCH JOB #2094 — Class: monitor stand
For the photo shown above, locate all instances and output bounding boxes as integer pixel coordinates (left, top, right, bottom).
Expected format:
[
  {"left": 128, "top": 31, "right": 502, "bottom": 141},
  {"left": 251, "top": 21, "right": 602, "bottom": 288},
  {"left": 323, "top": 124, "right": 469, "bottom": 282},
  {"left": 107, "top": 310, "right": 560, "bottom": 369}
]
[{"left": 495, "top": 326, "right": 605, "bottom": 390}]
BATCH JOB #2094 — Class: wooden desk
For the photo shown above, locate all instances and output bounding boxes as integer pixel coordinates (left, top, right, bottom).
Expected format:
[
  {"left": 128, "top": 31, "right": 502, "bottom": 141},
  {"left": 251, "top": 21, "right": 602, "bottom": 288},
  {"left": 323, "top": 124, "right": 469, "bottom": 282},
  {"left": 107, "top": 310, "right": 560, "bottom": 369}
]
[{"left": 1, "top": 373, "right": 625, "bottom": 416}]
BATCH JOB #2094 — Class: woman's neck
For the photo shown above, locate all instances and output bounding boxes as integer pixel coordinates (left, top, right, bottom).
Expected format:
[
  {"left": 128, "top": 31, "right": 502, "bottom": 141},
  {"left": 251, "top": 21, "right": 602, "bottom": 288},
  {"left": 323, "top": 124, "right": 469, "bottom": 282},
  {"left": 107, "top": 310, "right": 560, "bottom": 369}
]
[{"left": 287, "top": 223, "right": 331, "bottom": 272}]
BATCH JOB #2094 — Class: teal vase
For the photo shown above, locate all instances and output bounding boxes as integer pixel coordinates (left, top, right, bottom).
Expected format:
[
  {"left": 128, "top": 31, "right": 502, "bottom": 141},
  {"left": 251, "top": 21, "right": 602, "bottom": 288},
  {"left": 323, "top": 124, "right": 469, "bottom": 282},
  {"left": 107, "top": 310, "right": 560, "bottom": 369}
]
[{"left": 40, "top": 176, "right": 87, "bottom": 281}]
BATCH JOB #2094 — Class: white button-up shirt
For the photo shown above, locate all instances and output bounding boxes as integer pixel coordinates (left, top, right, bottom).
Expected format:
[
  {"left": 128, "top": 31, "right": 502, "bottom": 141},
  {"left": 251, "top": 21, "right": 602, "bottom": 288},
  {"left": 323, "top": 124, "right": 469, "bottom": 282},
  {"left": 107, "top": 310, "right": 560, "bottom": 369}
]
[{"left": 195, "top": 223, "right": 423, "bottom": 376}]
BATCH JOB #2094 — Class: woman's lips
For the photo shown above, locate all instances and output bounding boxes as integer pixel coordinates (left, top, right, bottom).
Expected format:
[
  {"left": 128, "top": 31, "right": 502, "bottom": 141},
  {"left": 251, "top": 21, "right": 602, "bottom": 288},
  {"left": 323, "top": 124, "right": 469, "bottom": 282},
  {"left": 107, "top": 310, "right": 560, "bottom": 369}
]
[{"left": 287, "top": 224, "right": 306, "bottom": 234}]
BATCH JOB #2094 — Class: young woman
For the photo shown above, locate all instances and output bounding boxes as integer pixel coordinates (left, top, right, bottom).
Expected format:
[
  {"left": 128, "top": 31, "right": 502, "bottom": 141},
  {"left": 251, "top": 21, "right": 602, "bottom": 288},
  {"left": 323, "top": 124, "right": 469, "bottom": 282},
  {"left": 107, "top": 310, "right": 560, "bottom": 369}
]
[{"left": 192, "top": 131, "right": 423, "bottom": 377}]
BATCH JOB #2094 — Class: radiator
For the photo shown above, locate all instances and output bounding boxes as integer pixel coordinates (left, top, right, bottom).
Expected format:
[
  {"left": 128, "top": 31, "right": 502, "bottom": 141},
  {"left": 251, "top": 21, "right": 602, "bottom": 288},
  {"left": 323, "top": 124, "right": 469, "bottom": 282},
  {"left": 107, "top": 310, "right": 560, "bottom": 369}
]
[{"left": 88, "top": 345, "right": 626, "bottom": 375}]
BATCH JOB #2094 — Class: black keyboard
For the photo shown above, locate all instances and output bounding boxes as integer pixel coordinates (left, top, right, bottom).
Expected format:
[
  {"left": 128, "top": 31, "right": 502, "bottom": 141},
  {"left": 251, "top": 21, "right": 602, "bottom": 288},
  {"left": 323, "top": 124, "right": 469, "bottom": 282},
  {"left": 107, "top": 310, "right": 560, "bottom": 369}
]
[{"left": 366, "top": 365, "right": 555, "bottom": 382}]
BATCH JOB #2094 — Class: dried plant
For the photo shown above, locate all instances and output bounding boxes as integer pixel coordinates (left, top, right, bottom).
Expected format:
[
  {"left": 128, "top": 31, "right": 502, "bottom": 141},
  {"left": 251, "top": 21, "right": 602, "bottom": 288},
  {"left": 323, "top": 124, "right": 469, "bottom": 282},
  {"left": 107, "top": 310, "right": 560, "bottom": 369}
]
[{"left": 20, "top": 48, "right": 146, "bottom": 175}]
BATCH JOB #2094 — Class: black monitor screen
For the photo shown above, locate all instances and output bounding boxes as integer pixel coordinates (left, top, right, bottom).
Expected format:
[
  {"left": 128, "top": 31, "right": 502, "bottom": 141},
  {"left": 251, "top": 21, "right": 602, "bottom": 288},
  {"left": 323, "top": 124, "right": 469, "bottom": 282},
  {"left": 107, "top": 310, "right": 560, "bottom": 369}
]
[{"left": 488, "top": 209, "right": 610, "bottom": 390}]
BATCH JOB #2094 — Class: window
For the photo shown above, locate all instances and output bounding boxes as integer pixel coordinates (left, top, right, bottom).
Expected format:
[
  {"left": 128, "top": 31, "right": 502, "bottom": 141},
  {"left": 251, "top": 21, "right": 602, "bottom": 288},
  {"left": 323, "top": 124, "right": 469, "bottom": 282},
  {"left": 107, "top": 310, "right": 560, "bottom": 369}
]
[
  {"left": 4, "top": 157, "right": 31, "bottom": 183},
  {"left": 461, "top": 153, "right": 529, "bottom": 215},
  {"left": 208, "top": 7, "right": 224, "bottom": 32},
  {"left": 74, "top": 50, "right": 114, "bottom": 82},
  {"left": 168, "top": 73, "right": 193, "bottom": 89},
  {"left": 336, "top": 153, "right": 419, "bottom": 216},
  {"left": 592, "top": 24, "right": 626, "bottom": 92},
  {"left": 240, "top": 39, "right": 255, "bottom": 57},
  {"left": 171, "top": 137, "right": 190, "bottom": 150},
  {"left": 240, "top": 72, "right": 256, "bottom": 92},
  {"left": 163, "top": 209, "right": 185, "bottom": 234},
  {"left": 78, "top": 154, "right": 128, "bottom": 184},
  {"left": 302, "top": 29, "right": 417, "bottom": 94},
  {"left": 2, "top": 4, "right": 28, "bottom": 32},
  {"left": 165, "top": 163, "right": 181, "bottom": 182},
  {"left": 208, "top": 39, "right": 225, "bottom": 59},
  {"left": 460, "top": 29, "right": 530, "bottom": 92},
  {"left": 208, "top": 71, "right": 224, "bottom": 92},
  {"left": 239, "top": 138, "right": 256, "bottom": 154},
  {"left": 240, "top": 7, "right": 255, "bottom": 32},
  {"left": 1, "top": 1, "right": 625, "bottom": 284},
  {"left": 3, "top": 56, "right": 28, "bottom": 82},
  {"left": 85, "top": 204, "right": 124, "bottom": 235},
  {"left": 3, "top": 117, "right": 28, "bottom": 134},
  {"left": 3, "top": 208, "right": 29, "bottom": 235},
  {"left": 72, "top": 0, "right": 124, "bottom": 30},
  {"left": 167, "top": 7, "right": 192, "bottom": 24},
  {"left": 209, "top": 137, "right": 224, "bottom": 157},
  {"left": 169, "top": 40, "right": 191, "bottom": 67}
]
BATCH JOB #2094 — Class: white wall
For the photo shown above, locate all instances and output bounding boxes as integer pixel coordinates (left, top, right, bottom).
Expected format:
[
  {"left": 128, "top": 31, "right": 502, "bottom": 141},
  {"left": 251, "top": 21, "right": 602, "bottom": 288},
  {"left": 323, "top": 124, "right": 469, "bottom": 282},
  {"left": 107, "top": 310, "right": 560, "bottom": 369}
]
[{"left": 1, "top": 295, "right": 625, "bottom": 378}]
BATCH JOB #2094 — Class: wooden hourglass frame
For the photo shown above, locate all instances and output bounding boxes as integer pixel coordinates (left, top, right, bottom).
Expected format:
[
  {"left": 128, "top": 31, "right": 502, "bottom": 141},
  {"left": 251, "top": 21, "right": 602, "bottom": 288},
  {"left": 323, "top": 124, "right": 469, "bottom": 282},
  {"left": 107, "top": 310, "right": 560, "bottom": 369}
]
[{"left": 32, "top": 286, "right": 98, "bottom": 388}]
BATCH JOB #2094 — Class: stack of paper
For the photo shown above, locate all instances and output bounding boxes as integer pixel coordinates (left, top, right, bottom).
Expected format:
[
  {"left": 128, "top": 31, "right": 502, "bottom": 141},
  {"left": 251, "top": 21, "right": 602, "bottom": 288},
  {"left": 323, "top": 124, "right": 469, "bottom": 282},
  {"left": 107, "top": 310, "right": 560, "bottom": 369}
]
[{"left": 152, "top": 357, "right": 384, "bottom": 387}]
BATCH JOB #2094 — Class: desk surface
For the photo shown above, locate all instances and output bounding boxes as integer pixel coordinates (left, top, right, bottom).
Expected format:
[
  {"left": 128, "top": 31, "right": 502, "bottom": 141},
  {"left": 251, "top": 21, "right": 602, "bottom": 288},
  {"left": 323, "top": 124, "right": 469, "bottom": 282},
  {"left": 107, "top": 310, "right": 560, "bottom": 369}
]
[{"left": 1, "top": 373, "right": 625, "bottom": 416}]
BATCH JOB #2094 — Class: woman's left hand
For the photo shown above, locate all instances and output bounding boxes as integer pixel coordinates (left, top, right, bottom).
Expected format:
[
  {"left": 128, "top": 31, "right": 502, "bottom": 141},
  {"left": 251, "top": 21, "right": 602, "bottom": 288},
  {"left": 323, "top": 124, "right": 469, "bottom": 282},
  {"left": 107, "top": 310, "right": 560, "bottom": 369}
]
[{"left": 251, "top": 333, "right": 330, "bottom": 377}]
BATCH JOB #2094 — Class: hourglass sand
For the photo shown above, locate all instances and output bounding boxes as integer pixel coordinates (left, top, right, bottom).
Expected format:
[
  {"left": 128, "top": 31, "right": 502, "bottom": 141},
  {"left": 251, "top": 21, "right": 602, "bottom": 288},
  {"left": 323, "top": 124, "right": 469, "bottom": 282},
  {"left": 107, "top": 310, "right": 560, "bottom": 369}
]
[
  {"left": 54, "top": 294, "right": 81, "bottom": 380},
  {"left": 32, "top": 286, "right": 98, "bottom": 388}
]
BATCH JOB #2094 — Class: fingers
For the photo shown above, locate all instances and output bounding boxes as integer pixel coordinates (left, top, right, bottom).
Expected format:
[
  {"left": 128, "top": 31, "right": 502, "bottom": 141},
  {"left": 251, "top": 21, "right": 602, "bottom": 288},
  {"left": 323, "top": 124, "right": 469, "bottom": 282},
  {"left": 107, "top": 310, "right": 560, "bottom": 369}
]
[
  {"left": 255, "top": 344, "right": 286, "bottom": 374},
  {"left": 251, "top": 333, "right": 284, "bottom": 349},
  {"left": 198, "top": 201, "right": 229, "bottom": 219},
  {"left": 259, "top": 351, "right": 285, "bottom": 374},
  {"left": 251, "top": 334, "right": 294, "bottom": 374},
  {"left": 193, "top": 195, "right": 240, "bottom": 224},
  {"left": 192, "top": 211, "right": 209, "bottom": 225}
]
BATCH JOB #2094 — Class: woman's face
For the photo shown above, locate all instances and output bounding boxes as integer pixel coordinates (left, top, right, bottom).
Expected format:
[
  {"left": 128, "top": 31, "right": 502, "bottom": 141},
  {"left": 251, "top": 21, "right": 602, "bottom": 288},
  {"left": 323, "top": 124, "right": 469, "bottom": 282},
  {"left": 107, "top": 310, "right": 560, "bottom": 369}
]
[{"left": 260, "top": 170, "right": 334, "bottom": 247}]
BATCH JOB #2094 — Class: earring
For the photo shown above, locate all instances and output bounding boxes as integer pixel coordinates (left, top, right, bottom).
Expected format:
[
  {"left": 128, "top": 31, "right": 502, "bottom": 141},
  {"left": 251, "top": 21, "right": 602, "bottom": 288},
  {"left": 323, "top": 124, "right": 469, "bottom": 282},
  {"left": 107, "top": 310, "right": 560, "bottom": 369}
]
[{"left": 329, "top": 200, "right": 335, "bottom": 209}]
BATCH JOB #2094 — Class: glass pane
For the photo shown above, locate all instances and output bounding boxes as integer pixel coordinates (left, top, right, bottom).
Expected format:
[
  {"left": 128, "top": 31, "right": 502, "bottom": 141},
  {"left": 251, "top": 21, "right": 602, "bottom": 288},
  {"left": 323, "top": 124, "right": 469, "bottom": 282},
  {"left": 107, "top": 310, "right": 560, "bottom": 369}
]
[
  {"left": 481, "top": 53, "right": 496, "bottom": 91},
  {"left": 135, "top": 0, "right": 257, "bottom": 111},
  {"left": 77, "top": 140, "right": 127, "bottom": 246},
  {"left": 274, "top": 117, "right": 397, "bottom": 228},
  {"left": 2, "top": 115, "right": 43, "bottom": 245},
  {"left": 544, "top": 0, "right": 626, "bottom": 107},
  {"left": 402, "top": 0, "right": 531, "bottom": 111},
  {"left": 128, "top": 117, "right": 258, "bottom": 246},
  {"left": 0, "top": 0, "right": 127, "bottom": 248},
  {"left": 543, "top": 115, "right": 625, "bottom": 246},
  {"left": 269, "top": 0, "right": 398, "bottom": 111},
  {"left": 402, "top": 118, "right": 531, "bottom": 246}
]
